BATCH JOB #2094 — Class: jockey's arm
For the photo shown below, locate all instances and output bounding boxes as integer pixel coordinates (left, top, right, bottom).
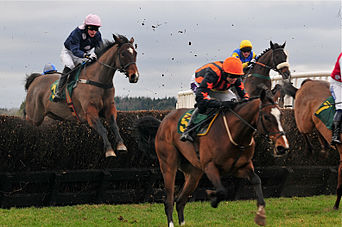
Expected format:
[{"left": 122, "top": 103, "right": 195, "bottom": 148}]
[{"left": 234, "top": 79, "right": 249, "bottom": 100}]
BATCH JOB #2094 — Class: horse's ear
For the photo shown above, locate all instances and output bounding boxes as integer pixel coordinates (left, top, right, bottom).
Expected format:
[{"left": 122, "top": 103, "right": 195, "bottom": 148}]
[
  {"left": 270, "top": 41, "right": 274, "bottom": 49},
  {"left": 129, "top": 37, "right": 134, "bottom": 44},
  {"left": 113, "top": 34, "right": 121, "bottom": 44},
  {"left": 281, "top": 41, "right": 286, "bottom": 48}
]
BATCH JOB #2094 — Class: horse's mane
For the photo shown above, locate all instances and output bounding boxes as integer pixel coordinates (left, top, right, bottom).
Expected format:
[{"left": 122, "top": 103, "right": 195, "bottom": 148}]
[
  {"left": 95, "top": 34, "right": 129, "bottom": 58},
  {"left": 256, "top": 42, "right": 283, "bottom": 60}
]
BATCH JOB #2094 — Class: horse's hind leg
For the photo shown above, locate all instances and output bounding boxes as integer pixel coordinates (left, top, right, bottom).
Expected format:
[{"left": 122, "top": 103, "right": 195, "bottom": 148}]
[
  {"left": 204, "top": 161, "right": 227, "bottom": 208},
  {"left": 157, "top": 143, "right": 178, "bottom": 227},
  {"left": 176, "top": 166, "right": 203, "bottom": 226}
]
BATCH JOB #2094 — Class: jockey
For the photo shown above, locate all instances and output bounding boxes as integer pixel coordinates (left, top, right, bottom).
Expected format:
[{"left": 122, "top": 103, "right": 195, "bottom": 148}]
[
  {"left": 180, "top": 57, "right": 249, "bottom": 142},
  {"left": 53, "top": 14, "right": 103, "bottom": 102},
  {"left": 330, "top": 52, "right": 342, "bottom": 145},
  {"left": 43, "top": 63, "right": 57, "bottom": 75},
  {"left": 231, "top": 40, "right": 257, "bottom": 73}
]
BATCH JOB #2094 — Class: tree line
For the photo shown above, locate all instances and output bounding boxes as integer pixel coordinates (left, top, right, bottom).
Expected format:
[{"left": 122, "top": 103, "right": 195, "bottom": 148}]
[{"left": 0, "top": 96, "right": 177, "bottom": 116}]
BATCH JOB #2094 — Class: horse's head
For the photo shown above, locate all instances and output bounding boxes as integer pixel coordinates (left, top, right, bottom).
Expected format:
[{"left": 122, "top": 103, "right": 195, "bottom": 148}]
[
  {"left": 258, "top": 89, "right": 289, "bottom": 157},
  {"left": 113, "top": 34, "right": 139, "bottom": 83},
  {"left": 270, "top": 41, "right": 291, "bottom": 80}
]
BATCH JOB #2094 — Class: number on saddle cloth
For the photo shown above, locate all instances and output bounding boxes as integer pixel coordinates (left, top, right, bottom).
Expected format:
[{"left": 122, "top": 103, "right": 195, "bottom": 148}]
[
  {"left": 49, "top": 66, "right": 83, "bottom": 102},
  {"left": 314, "top": 96, "right": 336, "bottom": 130},
  {"left": 177, "top": 109, "right": 219, "bottom": 136}
]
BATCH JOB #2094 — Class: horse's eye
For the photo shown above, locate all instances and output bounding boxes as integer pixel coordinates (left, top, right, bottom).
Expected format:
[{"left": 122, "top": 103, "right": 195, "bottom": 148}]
[{"left": 264, "top": 115, "right": 272, "bottom": 121}]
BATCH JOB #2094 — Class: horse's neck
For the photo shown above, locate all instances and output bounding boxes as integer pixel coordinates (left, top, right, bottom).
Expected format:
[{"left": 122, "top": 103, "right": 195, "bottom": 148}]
[
  {"left": 224, "top": 100, "right": 260, "bottom": 139},
  {"left": 251, "top": 52, "right": 272, "bottom": 76},
  {"left": 81, "top": 45, "right": 118, "bottom": 84}
]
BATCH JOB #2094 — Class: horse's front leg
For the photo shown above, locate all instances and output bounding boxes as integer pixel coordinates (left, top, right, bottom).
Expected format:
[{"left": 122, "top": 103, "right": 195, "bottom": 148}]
[
  {"left": 204, "top": 162, "right": 227, "bottom": 208},
  {"left": 248, "top": 170, "right": 266, "bottom": 226},
  {"left": 86, "top": 105, "right": 116, "bottom": 158},
  {"left": 105, "top": 102, "right": 127, "bottom": 153}
]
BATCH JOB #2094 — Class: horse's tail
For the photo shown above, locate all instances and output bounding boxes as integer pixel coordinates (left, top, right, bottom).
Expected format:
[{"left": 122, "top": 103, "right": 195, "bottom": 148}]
[
  {"left": 25, "top": 73, "right": 42, "bottom": 91},
  {"left": 135, "top": 116, "right": 161, "bottom": 157}
]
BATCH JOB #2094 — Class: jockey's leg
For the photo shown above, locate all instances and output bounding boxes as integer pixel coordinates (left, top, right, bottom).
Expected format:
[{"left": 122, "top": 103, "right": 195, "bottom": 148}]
[
  {"left": 53, "top": 67, "right": 70, "bottom": 102},
  {"left": 332, "top": 110, "right": 342, "bottom": 145},
  {"left": 180, "top": 107, "right": 199, "bottom": 142}
]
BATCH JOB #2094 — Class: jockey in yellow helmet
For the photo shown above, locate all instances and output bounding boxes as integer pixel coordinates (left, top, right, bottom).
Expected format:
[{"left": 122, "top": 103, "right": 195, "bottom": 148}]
[{"left": 231, "top": 40, "right": 257, "bottom": 73}]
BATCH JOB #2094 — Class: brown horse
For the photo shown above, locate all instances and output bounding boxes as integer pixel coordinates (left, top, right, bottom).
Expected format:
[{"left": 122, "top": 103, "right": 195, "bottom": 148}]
[
  {"left": 293, "top": 79, "right": 342, "bottom": 210},
  {"left": 244, "top": 41, "right": 291, "bottom": 105},
  {"left": 24, "top": 34, "right": 139, "bottom": 158},
  {"left": 136, "top": 90, "right": 289, "bottom": 226}
]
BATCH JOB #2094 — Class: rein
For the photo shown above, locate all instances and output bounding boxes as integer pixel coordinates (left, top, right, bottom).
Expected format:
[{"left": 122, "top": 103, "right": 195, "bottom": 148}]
[{"left": 222, "top": 102, "right": 285, "bottom": 148}]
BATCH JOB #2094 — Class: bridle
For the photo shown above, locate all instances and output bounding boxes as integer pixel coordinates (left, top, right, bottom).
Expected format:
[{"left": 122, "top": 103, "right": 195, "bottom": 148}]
[
  {"left": 258, "top": 103, "right": 286, "bottom": 140},
  {"left": 75, "top": 43, "right": 137, "bottom": 89},
  {"left": 96, "top": 43, "right": 136, "bottom": 76},
  {"left": 253, "top": 48, "right": 290, "bottom": 79},
  {"left": 222, "top": 100, "right": 285, "bottom": 149}
]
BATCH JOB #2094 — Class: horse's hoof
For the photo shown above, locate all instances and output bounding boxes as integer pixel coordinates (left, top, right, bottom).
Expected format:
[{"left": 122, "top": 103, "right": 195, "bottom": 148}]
[
  {"left": 105, "top": 150, "right": 117, "bottom": 158},
  {"left": 254, "top": 206, "right": 266, "bottom": 226},
  {"left": 210, "top": 199, "right": 219, "bottom": 208},
  {"left": 254, "top": 214, "right": 266, "bottom": 226},
  {"left": 116, "top": 143, "right": 128, "bottom": 152}
]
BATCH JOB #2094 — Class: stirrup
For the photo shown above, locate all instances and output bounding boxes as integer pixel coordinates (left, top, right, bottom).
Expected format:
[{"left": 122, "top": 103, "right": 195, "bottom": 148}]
[
  {"left": 331, "top": 138, "right": 342, "bottom": 145},
  {"left": 52, "top": 94, "right": 62, "bottom": 102}
]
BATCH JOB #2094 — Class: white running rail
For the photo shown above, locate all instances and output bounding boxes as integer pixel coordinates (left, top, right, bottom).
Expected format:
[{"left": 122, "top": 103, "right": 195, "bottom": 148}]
[{"left": 176, "top": 71, "right": 331, "bottom": 109}]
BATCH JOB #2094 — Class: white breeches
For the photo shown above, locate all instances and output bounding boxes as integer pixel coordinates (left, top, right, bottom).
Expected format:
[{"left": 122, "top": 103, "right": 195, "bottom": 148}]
[
  {"left": 60, "top": 47, "right": 95, "bottom": 69},
  {"left": 208, "top": 89, "right": 238, "bottom": 101},
  {"left": 329, "top": 77, "right": 342, "bottom": 110}
]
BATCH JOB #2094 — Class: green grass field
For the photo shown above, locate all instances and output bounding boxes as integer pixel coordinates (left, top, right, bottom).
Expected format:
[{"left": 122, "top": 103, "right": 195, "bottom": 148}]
[{"left": 0, "top": 195, "right": 340, "bottom": 226}]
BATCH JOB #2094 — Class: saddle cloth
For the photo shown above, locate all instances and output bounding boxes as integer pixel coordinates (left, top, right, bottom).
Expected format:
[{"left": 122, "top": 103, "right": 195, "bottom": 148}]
[
  {"left": 314, "top": 96, "right": 335, "bottom": 130},
  {"left": 49, "top": 66, "right": 82, "bottom": 101},
  {"left": 177, "top": 109, "right": 219, "bottom": 136}
]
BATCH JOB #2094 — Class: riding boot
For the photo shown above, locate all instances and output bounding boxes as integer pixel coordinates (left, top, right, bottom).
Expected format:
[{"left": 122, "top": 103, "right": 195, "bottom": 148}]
[
  {"left": 331, "top": 111, "right": 342, "bottom": 145},
  {"left": 53, "top": 67, "right": 71, "bottom": 102},
  {"left": 180, "top": 107, "right": 199, "bottom": 142}
]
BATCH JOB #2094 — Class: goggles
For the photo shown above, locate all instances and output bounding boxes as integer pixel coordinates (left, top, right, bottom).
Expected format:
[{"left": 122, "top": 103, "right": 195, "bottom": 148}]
[{"left": 87, "top": 25, "right": 99, "bottom": 31}]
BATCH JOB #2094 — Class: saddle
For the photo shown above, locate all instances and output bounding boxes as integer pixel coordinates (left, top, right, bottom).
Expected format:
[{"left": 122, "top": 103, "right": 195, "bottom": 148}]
[
  {"left": 314, "top": 96, "right": 335, "bottom": 130},
  {"left": 49, "top": 65, "right": 83, "bottom": 102},
  {"left": 178, "top": 108, "right": 220, "bottom": 136}
]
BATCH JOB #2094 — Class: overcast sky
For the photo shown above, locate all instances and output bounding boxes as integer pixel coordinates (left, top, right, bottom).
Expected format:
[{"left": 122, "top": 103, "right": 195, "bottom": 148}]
[{"left": 0, "top": 0, "right": 341, "bottom": 108}]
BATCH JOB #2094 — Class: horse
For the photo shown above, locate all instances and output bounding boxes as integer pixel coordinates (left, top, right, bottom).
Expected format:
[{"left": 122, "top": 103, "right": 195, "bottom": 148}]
[
  {"left": 24, "top": 34, "right": 139, "bottom": 158},
  {"left": 292, "top": 79, "right": 342, "bottom": 210},
  {"left": 244, "top": 41, "right": 291, "bottom": 105},
  {"left": 136, "top": 89, "right": 289, "bottom": 227}
]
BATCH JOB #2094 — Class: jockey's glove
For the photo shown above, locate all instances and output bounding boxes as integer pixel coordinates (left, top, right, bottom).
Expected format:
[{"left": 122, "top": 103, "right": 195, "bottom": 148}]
[
  {"left": 221, "top": 101, "right": 238, "bottom": 109},
  {"left": 84, "top": 53, "right": 97, "bottom": 61}
]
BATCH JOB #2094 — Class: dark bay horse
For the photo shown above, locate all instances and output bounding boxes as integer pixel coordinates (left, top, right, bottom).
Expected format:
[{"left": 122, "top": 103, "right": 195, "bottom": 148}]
[
  {"left": 293, "top": 79, "right": 341, "bottom": 210},
  {"left": 244, "top": 41, "right": 291, "bottom": 105},
  {"left": 136, "top": 90, "right": 289, "bottom": 226},
  {"left": 25, "top": 34, "right": 139, "bottom": 158}
]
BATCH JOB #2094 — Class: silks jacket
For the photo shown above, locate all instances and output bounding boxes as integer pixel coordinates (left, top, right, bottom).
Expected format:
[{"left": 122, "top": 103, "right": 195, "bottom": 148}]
[{"left": 194, "top": 61, "right": 249, "bottom": 109}]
